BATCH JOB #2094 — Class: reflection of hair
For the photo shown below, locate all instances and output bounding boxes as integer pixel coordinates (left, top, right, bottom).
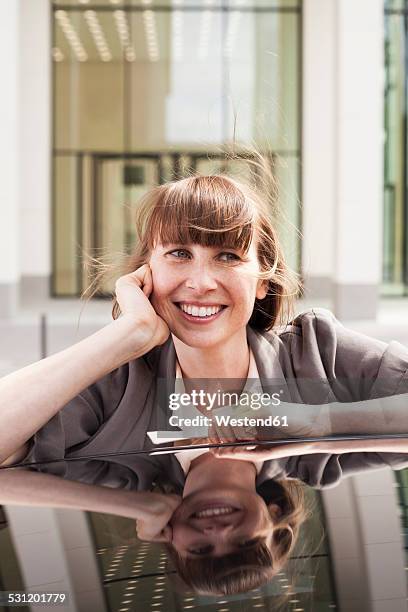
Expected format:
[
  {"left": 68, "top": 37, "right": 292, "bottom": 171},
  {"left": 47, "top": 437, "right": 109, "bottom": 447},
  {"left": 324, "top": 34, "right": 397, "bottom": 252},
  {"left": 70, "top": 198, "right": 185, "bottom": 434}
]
[
  {"left": 165, "top": 479, "right": 308, "bottom": 596},
  {"left": 83, "top": 151, "right": 302, "bottom": 331}
]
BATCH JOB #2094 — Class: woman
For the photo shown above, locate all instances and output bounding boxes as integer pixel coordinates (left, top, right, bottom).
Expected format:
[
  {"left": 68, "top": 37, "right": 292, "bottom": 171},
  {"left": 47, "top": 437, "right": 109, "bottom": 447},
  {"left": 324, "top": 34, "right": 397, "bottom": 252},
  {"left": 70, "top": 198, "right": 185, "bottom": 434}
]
[
  {"left": 0, "top": 172, "right": 407, "bottom": 594},
  {"left": 0, "top": 453, "right": 306, "bottom": 595}
]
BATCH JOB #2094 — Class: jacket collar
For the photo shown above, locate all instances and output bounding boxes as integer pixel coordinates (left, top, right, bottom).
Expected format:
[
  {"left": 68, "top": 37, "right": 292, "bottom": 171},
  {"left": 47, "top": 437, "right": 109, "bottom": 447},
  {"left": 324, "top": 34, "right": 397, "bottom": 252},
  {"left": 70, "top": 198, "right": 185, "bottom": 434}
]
[
  {"left": 246, "top": 326, "right": 287, "bottom": 383},
  {"left": 151, "top": 324, "right": 288, "bottom": 387}
]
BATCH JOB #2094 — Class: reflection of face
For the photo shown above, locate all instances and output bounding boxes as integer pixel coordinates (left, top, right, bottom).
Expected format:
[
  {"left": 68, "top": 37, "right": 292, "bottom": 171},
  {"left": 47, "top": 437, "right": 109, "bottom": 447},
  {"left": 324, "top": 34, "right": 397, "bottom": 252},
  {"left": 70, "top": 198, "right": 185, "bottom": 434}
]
[
  {"left": 148, "top": 241, "right": 267, "bottom": 348},
  {"left": 169, "top": 487, "right": 274, "bottom": 558}
]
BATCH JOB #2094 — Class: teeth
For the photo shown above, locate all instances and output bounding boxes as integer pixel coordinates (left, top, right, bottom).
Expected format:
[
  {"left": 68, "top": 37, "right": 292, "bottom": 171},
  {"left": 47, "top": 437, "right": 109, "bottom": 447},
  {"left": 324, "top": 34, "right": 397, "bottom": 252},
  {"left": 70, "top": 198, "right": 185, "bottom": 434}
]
[
  {"left": 194, "top": 506, "right": 236, "bottom": 518},
  {"left": 180, "top": 304, "right": 222, "bottom": 317}
]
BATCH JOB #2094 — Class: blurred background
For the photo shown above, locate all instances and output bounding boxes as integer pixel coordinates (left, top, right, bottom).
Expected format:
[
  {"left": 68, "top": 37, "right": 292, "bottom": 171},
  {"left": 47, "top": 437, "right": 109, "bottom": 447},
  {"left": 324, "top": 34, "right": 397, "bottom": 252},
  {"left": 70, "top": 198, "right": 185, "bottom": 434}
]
[
  {"left": 1, "top": 0, "right": 408, "bottom": 359},
  {"left": 1, "top": 2, "right": 408, "bottom": 610}
]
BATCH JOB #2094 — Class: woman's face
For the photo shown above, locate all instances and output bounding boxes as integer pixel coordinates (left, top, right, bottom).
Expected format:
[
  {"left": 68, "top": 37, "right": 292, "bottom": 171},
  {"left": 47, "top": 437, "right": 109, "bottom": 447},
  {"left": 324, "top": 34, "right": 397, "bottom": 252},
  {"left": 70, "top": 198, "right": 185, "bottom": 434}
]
[
  {"left": 169, "top": 487, "right": 276, "bottom": 557},
  {"left": 148, "top": 240, "right": 267, "bottom": 348}
]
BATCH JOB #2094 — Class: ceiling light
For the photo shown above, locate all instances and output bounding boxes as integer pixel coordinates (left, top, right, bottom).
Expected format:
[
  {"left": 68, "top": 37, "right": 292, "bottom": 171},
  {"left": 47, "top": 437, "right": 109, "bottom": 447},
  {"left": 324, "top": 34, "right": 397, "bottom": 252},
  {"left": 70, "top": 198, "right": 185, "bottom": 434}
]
[
  {"left": 173, "top": 9, "right": 183, "bottom": 61},
  {"left": 84, "top": 10, "right": 112, "bottom": 62},
  {"left": 143, "top": 10, "right": 159, "bottom": 62},
  {"left": 55, "top": 10, "right": 68, "bottom": 21},
  {"left": 224, "top": 7, "right": 242, "bottom": 58},
  {"left": 198, "top": 9, "right": 212, "bottom": 60},
  {"left": 54, "top": 10, "right": 88, "bottom": 62},
  {"left": 52, "top": 47, "right": 64, "bottom": 62},
  {"left": 113, "top": 9, "right": 136, "bottom": 61}
]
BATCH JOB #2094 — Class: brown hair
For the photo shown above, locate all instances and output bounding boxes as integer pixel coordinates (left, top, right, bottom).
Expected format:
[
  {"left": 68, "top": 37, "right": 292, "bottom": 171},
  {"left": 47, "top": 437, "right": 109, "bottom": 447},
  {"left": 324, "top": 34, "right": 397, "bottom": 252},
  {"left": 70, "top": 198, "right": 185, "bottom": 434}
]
[
  {"left": 82, "top": 152, "right": 302, "bottom": 331},
  {"left": 165, "top": 479, "right": 308, "bottom": 595}
]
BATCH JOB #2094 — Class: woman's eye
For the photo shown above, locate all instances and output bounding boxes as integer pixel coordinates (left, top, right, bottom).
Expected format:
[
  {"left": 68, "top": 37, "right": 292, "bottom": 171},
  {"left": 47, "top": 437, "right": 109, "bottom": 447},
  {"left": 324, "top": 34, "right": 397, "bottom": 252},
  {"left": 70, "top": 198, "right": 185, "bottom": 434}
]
[
  {"left": 168, "top": 250, "right": 240, "bottom": 262},
  {"left": 169, "top": 249, "right": 190, "bottom": 259},
  {"left": 238, "top": 538, "right": 261, "bottom": 548},
  {"left": 188, "top": 545, "right": 213, "bottom": 555},
  {"left": 219, "top": 252, "right": 240, "bottom": 262}
]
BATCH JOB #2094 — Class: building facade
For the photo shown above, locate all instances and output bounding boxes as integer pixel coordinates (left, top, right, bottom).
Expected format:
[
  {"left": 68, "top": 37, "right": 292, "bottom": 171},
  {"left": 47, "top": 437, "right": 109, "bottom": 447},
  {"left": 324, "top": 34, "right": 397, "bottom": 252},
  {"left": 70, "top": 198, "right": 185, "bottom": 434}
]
[{"left": 0, "top": 0, "right": 398, "bottom": 321}]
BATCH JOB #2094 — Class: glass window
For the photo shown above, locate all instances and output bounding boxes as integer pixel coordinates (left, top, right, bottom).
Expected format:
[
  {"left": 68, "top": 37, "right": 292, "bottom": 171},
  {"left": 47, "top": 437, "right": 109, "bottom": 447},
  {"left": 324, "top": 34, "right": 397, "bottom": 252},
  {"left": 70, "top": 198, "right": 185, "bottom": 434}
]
[
  {"left": 52, "top": 1, "right": 301, "bottom": 296},
  {"left": 384, "top": 5, "right": 408, "bottom": 295}
]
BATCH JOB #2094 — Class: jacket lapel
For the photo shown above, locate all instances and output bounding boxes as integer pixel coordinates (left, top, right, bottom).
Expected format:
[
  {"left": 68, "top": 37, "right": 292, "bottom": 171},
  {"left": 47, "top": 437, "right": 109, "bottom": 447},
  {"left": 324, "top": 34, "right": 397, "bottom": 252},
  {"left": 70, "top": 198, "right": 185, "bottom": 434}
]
[{"left": 246, "top": 325, "right": 293, "bottom": 400}]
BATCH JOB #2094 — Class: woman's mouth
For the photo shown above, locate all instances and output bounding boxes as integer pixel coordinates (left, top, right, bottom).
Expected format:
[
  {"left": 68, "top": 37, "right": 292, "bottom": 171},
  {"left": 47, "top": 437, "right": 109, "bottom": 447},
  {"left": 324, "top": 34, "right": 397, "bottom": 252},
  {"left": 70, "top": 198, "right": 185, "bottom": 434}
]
[
  {"left": 175, "top": 302, "right": 227, "bottom": 323},
  {"left": 190, "top": 503, "right": 241, "bottom": 519},
  {"left": 191, "top": 505, "right": 239, "bottom": 519},
  {"left": 170, "top": 492, "right": 245, "bottom": 524}
]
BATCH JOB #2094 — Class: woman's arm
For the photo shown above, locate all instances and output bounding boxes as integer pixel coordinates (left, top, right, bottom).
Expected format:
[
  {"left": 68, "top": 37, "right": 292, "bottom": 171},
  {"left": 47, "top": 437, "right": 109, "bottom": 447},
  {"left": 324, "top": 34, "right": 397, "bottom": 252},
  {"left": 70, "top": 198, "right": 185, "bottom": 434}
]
[
  {"left": 0, "top": 266, "right": 169, "bottom": 465},
  {"left": 313, "top": 437, "right": 408, "bottom": 455},
  {"left": 0, "top": 469, "right": 181, "bottom": 525},
  {"left": 209, "top": 437, "right": 408, "bottom": 461},
  {"left": 210, "top": 393, "right": 408, "bottom": 442}
]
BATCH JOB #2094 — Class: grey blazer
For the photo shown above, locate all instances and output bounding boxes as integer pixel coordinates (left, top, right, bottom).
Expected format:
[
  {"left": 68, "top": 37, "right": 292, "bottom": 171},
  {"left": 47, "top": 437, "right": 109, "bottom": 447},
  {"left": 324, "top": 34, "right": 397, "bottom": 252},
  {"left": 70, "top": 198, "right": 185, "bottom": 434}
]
[{"left": 23, "top": 308, "right": 408, "bottom": 490}]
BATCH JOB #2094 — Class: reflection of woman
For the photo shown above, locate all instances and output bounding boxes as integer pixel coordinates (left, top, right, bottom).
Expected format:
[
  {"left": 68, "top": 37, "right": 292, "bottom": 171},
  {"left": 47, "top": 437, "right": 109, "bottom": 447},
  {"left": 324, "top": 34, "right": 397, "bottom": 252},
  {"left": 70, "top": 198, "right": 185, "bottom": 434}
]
[
  {"left": 1, "top": 170, "right": 408, "bottom": 593},
  {"left": 0, "top": 458, "right": 305, "bottom": 595}
]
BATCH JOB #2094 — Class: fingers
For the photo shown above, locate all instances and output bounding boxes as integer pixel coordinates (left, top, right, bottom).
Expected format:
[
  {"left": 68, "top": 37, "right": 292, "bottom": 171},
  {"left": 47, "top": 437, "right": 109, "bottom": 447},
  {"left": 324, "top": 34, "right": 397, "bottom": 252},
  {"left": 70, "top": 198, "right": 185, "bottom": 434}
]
[
  {"left": 160, "top": 525, "right": 173, "bottom": 543},
  {"left": 211, "top": 446, "right": 258, "bottom": 460},
  {"left": 167, "top": 494, "right": 183, "bottom": 512},
  {"left": 208, "top": 421, "right": 257, "bottom": 446},
  {"left": 141, "top": 264, "right": 153, "bottom": 298},
  {"left": 208, "top": 423, "right": 236, "bottom": 445},
  {"left": 212, "top": 442, "right": 317, "bottom": 462},
  {"left": 128, "top": 264, "right": 153, "bottom": 297},
  {"left": 231, "top": 424, "right": 257, "bottom": 441},
  {"left": 136, "top": 519, "right": 173, "bottom": 542},
  {"left": 208, "top": 423, "right": 222, "bottom": 445},
  {"left": 136, "top": 521, "right": 173, "bottom": 543}
]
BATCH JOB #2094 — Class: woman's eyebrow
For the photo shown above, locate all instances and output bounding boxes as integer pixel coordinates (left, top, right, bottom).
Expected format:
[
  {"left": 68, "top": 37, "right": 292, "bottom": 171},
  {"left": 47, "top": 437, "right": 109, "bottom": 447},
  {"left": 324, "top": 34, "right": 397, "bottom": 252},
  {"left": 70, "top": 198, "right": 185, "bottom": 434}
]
[
  {"left": 186, "top": 545, "right": 214, "bottom": 556},
  {"left": 164, "top": 244, "right": 242, "bottom": 252},
  {"left": 233, "top": 536, "right": 258, "bottom": 544}
]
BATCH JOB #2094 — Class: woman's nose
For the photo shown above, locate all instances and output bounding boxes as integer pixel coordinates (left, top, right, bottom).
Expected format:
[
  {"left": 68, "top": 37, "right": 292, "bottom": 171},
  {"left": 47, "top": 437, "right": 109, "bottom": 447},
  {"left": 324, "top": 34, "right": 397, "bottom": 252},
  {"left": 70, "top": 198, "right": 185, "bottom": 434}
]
[
  {"left": 201, "top": 522, "right": 234, "bottom": 535},
  {"left": 185, "top": 267, "right": 218, "bottom": 292}
]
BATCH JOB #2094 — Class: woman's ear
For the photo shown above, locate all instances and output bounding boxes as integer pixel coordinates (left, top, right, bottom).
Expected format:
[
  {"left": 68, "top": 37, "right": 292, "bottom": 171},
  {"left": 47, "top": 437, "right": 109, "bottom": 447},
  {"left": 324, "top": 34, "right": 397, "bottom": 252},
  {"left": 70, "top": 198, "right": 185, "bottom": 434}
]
[
  {"left": 268, "top": 503, "right": 283, "bottom": 519},
  {"left": 256, "top": 279, "right": 268, "bottom": 300}
]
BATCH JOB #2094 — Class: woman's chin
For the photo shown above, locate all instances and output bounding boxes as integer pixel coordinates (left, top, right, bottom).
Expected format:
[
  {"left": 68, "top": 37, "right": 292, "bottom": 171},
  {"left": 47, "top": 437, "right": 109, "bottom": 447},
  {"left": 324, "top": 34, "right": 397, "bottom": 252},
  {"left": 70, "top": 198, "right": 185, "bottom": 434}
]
[{"left": 170, "top": 328, "right": 227, "bottom": 349}]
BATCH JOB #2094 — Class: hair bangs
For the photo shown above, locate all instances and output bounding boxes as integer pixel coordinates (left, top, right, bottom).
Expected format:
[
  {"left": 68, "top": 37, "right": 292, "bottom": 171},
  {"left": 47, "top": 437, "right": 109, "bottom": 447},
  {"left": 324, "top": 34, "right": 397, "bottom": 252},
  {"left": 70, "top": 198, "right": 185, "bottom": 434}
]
[
  {"left": 146, "top": 175, "right": 256, "bottom": 252},
  {"left": 168, "top": 541, "right": 275, "bottom": 595}
]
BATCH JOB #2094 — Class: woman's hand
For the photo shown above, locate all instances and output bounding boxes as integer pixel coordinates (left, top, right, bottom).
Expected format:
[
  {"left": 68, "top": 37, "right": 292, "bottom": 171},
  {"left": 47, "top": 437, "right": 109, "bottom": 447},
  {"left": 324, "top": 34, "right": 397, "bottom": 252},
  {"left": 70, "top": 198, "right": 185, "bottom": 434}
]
[
  {"left": 208, "top": 422, "right": 317, "bottom": 460},
  {"left": 209, "top": 441, "right": 321, "bottom": 462},
  {"left": 208, "top": 402, "right": 332, "bottom": 445},
  {"left": 135, "top": 492, "right": 182, "bottom": 543},
  {"left": 115, "top": 264, "right": 170, "bottom": 350},
  {"left": 208, "top": 420, "right": 257, "bottom": 445}
]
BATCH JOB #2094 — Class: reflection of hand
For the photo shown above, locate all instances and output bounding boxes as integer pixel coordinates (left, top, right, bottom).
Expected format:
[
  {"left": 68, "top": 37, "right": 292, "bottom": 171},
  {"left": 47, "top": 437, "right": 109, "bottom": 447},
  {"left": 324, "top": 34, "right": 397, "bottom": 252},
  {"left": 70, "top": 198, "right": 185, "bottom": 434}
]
[
  {"left": 173, "top": 437, "right": 213, "bottom": 448},
  {"left": 208, "top": 403, "right": 332, "bottom": 443},
  {"left": 208, "top": 420, "right": 257, "bottom": 445},
  {"left": 135, "top": 493, "right": 182, "bottom": 543},
  {"left": 210, "top": 441, "right": 321, "bottom": 462}
]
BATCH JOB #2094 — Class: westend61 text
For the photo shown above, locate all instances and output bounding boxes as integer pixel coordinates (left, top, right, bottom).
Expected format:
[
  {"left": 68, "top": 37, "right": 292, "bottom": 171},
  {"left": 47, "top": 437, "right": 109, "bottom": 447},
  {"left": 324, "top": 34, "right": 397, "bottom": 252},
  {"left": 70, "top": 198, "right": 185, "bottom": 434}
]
[
  {"left": 168, "top": 390, "right": 282, "bottom": 411},
  {"left": 168, "top": 414, "right": 289, "bottom": 427}
]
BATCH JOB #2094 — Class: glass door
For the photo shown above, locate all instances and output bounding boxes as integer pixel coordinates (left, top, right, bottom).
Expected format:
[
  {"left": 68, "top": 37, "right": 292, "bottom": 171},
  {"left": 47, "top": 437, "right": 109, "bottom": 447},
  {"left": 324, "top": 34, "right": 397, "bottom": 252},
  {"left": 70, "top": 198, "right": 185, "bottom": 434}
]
[
  {"left": 93, "top": 156, "right": 160, "bottom": 295},
  {"left": 384, "top": 0, "right": 408, "bottom": 295}
]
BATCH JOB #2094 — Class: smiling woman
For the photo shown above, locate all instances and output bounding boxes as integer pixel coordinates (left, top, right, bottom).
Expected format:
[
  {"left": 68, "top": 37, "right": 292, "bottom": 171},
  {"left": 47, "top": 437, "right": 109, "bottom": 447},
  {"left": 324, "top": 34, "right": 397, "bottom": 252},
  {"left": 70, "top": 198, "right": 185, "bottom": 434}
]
[
  {"left": 93, "top": 163, "right": 301, "bottom": 379},
  {"left": 161, "top": 453, "right": 307, "bottom": 595},
  {"left": 102, "top": 164, "right": 300, "bottom": 334},
  {"left": 1, "top": 152, "right": 408, "bottom": 597},
  {"left": 165, "top": 477, "right": 306, "bottom": 596}
]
